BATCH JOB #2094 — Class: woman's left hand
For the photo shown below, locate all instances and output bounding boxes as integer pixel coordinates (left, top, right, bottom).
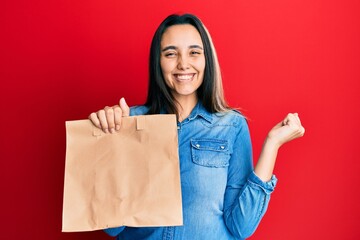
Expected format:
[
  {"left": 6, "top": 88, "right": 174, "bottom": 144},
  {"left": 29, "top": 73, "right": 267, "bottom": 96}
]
[
  {"left": 266, "top": 113, "right": 305, "bottom": 148},
  {"left": 254, "top": 113, "right": 305, "bottom": 181}
]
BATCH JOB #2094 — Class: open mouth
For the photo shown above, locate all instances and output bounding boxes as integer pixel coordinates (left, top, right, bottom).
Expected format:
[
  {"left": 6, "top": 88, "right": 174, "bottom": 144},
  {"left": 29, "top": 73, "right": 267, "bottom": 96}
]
[{"left": 173, "top": 73, "right": 195, "bottom": 81}]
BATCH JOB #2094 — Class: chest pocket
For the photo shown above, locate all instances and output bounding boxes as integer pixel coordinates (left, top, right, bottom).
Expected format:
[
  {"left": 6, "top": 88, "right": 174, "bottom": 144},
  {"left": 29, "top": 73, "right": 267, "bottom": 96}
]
[{"left": 191, "top": 139, "right": 230, "bottom": 168}]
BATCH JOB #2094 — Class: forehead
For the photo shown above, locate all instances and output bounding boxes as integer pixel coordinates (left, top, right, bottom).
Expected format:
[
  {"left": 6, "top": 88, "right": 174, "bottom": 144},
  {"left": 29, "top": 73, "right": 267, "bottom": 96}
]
[{"left": 161, "top": 24, "right": 203, "bottom": 47}]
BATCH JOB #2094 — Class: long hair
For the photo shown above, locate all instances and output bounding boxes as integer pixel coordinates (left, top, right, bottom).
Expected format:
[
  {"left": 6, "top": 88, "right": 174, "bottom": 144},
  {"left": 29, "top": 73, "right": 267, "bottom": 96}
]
[{"left": 145, "top": 14, "right": 229, "bottom": 116}]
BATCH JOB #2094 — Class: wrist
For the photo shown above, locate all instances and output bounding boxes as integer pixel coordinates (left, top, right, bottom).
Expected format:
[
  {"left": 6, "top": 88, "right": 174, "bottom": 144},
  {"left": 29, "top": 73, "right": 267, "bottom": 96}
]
[{"left": 264, "top": 136, "right": 281, "bottom": 150}]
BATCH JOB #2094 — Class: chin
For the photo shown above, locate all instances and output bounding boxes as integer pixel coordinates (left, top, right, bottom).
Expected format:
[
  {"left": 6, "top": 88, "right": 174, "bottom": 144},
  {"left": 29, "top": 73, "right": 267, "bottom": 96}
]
[{"left": 174, "top": 90, "right": 197, "bottom": 97}]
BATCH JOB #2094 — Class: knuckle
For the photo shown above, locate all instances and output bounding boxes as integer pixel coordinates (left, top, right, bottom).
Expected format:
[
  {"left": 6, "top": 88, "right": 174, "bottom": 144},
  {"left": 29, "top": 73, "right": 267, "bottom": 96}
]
[
  {"left": 89, "top": 112, "right": 97, "bottom": 119},
  {"left": 104, "top": 106, "right": 111, "bottom": 112},
  {"left": 105, "top": 108, "right": 114, "bottom": 116},
  {"left": 98, "top": 109, "right": 105, "bottom": 115},
  {"left": 114, "top": 107, "right": 122, "bottom": 114}
]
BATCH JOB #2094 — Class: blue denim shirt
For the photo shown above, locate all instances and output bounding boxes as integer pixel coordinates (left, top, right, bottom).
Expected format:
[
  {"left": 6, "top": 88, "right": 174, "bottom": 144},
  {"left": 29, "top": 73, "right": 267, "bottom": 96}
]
[{"left": 104, "top": 102, "right": 277, "bottom": 240}]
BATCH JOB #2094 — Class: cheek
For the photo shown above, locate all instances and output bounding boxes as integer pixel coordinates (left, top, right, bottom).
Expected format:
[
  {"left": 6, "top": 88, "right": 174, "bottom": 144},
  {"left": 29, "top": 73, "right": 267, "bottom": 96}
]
[
  {"left": 160, "top": 59, "right": 173, "bottom": 88},
  {"left": 160, "top": 58, "right": 174, "bottom": 76},
  {"left": 195, "top": 57, "right": 206, "bottom": 74}
]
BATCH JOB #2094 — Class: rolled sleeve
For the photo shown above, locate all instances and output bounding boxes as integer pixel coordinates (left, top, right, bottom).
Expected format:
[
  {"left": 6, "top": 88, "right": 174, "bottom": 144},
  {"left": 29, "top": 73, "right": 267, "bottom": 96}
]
[
  {"left": 247, "top": 171, "right": 277, "bottom": 194},
  {"left": 224, "top": 173, "right": 278, "bottom": 239}
]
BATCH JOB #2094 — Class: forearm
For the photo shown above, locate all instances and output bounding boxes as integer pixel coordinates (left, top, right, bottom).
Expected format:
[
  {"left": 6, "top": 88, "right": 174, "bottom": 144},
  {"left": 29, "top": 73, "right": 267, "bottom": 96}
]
[{"left": 254, "top": 137, "right": 280, "bottom": 182}]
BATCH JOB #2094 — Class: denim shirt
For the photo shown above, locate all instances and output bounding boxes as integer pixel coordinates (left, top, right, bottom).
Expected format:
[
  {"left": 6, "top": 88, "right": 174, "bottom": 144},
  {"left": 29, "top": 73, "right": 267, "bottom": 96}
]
[{"left": 104, "top": 102, "right": 277, "bottom": 240}]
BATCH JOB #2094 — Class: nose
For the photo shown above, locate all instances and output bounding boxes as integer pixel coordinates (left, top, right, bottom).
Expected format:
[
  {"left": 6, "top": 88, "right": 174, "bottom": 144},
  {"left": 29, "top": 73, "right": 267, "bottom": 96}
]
[{"left": 177, "top": 55, "right": 190, "bottom": 70}]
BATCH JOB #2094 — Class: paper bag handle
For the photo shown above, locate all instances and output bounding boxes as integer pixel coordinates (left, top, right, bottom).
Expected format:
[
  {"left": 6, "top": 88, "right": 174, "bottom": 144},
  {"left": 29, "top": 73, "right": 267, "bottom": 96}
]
[{"left": 136, "top": 116, "right": 146, "bottom": 131}]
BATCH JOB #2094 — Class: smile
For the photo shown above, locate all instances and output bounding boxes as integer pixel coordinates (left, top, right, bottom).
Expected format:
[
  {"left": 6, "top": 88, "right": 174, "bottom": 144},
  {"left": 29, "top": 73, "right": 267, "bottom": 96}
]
[{"left": 173, "top": 74, "right": 195, "bottom": 81}]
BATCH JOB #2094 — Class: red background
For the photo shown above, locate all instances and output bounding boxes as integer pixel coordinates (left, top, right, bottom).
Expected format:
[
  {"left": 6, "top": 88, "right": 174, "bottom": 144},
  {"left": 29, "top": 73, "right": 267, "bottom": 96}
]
[{"left": 1, "top": 0, "right": 359, "bottom": 239}]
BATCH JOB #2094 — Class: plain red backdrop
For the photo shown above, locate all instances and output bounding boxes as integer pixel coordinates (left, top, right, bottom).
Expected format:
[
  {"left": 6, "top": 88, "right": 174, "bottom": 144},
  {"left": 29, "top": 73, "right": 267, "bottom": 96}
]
[{"left": 1, "top": 0, "right": 359, "bottom": 239}]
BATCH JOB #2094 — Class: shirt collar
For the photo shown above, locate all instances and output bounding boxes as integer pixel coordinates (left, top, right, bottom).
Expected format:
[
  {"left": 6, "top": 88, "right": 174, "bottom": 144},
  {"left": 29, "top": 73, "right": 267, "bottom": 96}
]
[{"left": 187, "top": 101, "right": 213, "bottom": 124}]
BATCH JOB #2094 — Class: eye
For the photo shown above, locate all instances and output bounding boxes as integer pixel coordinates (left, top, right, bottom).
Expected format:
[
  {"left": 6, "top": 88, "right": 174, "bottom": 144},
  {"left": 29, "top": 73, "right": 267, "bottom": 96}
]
[
  {"left": 190, "top": 50, "right": 201, "bottom": 56},
  {"left": 164, "top": 51, "right": 177, "bottom": 57}
]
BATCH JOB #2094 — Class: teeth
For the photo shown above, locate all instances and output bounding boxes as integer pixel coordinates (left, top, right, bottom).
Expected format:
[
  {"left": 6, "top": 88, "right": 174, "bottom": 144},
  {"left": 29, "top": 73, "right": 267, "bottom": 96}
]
[{"left": 175, "top": 74, "right": 194, "bottom": 80}]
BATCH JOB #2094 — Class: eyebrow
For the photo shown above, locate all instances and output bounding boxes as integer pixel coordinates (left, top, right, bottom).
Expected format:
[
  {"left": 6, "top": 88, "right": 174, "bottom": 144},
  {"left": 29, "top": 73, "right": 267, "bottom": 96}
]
[{"left": 161, "top": 45, "right": 203, "bottom": 52}]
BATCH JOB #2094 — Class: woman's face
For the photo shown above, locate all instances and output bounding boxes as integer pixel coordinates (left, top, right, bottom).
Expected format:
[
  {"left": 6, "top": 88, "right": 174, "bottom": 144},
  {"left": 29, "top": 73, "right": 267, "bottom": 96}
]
[{"left": 160, "top": 24, "right": 205, "bottom": 102}]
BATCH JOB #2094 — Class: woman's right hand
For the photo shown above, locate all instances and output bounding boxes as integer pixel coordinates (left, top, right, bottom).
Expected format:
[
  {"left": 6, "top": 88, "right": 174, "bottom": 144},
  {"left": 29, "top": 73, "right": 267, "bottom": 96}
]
[{"left": 88, "top": 97, "right": 130, "bottom": 133}]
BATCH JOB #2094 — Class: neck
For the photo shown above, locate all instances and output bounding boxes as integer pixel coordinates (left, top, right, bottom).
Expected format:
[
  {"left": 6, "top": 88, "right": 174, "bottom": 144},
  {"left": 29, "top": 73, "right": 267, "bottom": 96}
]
[{"left": 174, "top": 94, "right": 198, "bottom": 122}]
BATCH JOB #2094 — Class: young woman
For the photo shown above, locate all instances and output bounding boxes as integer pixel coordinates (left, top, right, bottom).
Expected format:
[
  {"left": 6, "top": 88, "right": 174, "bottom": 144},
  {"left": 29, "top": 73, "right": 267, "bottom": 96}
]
[{"left": 89, "top": 14, "right": 305, "bottom": 240}]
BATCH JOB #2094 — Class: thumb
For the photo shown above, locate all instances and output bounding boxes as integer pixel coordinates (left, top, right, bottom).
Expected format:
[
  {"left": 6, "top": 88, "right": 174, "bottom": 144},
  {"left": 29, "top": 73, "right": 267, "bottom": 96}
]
[{"left": 119, "top": 97, "right": 130, "bottom": 117}]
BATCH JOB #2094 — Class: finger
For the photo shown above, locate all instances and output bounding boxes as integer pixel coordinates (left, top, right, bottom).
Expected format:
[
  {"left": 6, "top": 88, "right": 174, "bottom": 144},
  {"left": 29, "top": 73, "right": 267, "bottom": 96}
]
[
  {"left": 284, "top": 113, "right": 299, "bottom": 127},
  {"left": 113, "top": 106, "right": 122, "bottom": 131},
  {"left": 286, "top": 114, "right": 305, "bottom": 136},
  {"left": 274, "top": 120, "right": 284, "bottom": 129},
  {"left": 282, "top": 114, "right": 291, "bottom": 126},
  {"left": 89, "top": 112, "right": 101, "bottom": 129},
  {"left": 97, "top": 110, "right": 109, "bottom": 133},
  {"left": 297, "top": 116, "right": 302, "bottom": 126},
  {"left": 290, "top": 114, "right": 303, "bottom": 133},
  {"left": 105, "top": 106, "right": 116, "bottom": 133},
  {"left": 119, "top": 98, "right": 130, "bottom": 117},
  {"left": 292, "top": 112, "right": 301, "bottom": 125},
  {"left": 300, "top": 126, "right": 305, "bottom": 136}
]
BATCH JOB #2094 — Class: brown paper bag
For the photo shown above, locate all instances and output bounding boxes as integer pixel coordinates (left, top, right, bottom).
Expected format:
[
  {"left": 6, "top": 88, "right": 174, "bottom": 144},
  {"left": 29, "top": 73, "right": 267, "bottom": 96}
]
[{"left": 62, "top": 114, "right": 182, "bottom": 232}]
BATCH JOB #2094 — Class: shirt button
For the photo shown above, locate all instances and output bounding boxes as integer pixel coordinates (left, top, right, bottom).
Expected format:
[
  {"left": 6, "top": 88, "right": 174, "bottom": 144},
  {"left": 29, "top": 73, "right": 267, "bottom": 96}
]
[
  {"left": 220, "top": 146, "right": 225, "bottom": 149},
  {"left": 177, "top": 126, "right": 180, "bottom": 130},
  {"left": 196, "top": 144, "right": 200, "bottom": 148}
]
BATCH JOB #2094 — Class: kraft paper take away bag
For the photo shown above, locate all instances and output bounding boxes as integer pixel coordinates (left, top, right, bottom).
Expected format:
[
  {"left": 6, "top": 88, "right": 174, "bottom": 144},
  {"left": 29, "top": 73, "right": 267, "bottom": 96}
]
[{"left": 62, "top": 114, "right": 182, "bottom": 232}]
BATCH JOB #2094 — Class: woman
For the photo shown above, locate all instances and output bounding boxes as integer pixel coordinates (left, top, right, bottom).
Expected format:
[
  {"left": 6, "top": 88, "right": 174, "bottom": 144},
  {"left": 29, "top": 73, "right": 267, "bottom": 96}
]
[{"left": 89, "top": 14, "right": 305, "bottom": 240}]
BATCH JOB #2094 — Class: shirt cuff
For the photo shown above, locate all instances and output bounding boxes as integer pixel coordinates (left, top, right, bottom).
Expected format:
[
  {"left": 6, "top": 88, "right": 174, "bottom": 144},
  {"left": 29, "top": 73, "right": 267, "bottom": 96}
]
[{"left": 247, "top": 171, "right": 278, "bottom": 194}]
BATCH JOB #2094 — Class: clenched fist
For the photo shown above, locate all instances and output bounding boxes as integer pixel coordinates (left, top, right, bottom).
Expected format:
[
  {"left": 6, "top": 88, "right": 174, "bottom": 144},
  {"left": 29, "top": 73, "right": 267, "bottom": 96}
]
[{"left": 267, "top": 113, "right": 305, "bottom": 148}]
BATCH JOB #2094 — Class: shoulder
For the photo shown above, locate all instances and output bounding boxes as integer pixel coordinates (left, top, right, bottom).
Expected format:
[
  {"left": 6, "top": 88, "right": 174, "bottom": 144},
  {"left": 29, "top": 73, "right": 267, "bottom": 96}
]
[
  {"left": 130, "top": 105, "right": 149, "bottom": 116},
  {"left": 212, "top": 109, "right": 248, "bottom": 129}
]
